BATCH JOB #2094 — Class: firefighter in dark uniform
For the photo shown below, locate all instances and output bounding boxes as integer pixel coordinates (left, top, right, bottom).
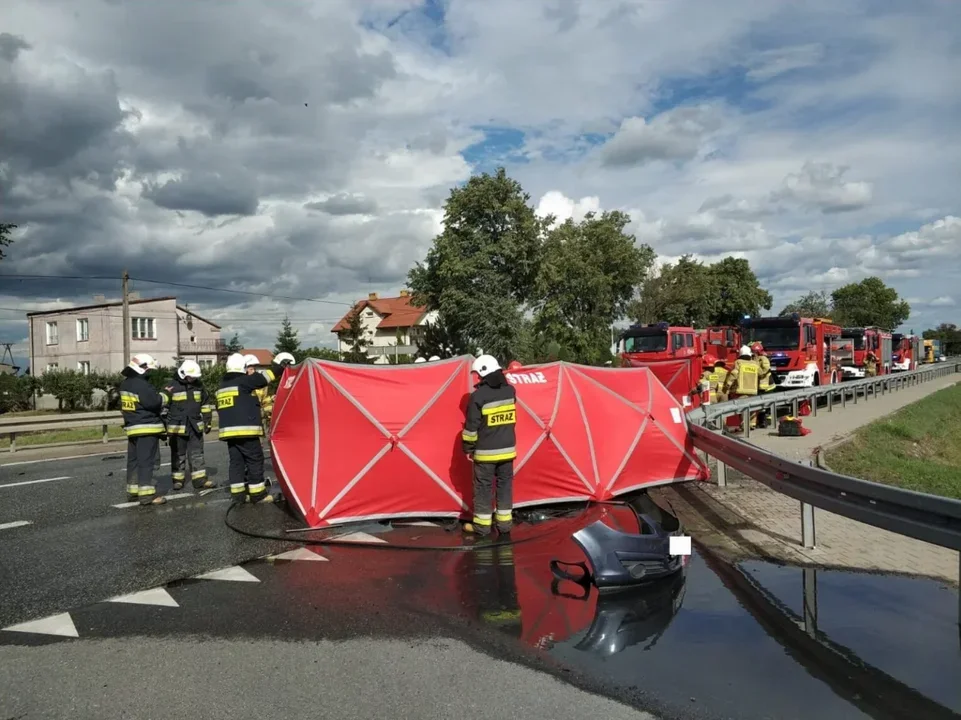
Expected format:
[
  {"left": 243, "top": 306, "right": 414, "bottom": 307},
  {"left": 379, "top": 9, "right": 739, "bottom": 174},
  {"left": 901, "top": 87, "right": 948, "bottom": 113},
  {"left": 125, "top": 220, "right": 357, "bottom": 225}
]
[
  {"left": 118, "top": 353, "right": 169, "bottom": 505},
  {"left": 216, "top": 351, "right": 294, "bottom": 504},
  {"left": 461, "top": 354, "right": 516, "bottom": 536},
  {"left": 164, "top": 359, "right": 214, "bottom": 491}
]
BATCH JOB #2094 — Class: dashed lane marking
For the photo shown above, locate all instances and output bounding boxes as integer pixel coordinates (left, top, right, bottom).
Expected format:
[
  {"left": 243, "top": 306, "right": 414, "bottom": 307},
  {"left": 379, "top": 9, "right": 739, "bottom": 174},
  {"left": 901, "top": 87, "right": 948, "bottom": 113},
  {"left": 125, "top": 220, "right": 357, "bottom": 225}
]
[
  {"left": 267, "top": 547, "right": 328, "bottom": 562},
  {"left": 2, "top": 612, "right": 79, "bottom": 638},
  {"left": 0, "top": 520, "right": 32, "bottom": 531},
  {"left": 0, "top": 475, "right": 71, "bottom": 489},
  {"left": 193, "top": 566, "right": 260, "bottom": 582},
  {"left": 107, "top": 588, "right": 179, "bottom": 607},
  {"left": 111, "top": 492, "right": 194, "bottom": 509},
  {"left": 0, "top": 440, "right": 223, "bottom": 467}
]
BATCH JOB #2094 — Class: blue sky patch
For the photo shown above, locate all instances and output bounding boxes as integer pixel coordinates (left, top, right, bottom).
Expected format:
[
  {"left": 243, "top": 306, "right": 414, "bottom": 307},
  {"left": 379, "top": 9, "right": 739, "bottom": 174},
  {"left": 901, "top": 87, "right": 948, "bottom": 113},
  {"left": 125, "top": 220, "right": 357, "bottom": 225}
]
[{"left": 462, "top": 126, "right": 529, "bottom": 171}]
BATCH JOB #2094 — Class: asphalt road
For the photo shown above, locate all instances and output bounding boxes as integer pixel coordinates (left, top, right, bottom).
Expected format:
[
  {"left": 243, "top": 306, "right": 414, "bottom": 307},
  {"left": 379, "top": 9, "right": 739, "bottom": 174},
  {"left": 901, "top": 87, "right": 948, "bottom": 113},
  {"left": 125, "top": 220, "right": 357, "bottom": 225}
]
[{"left": 2, "top": 448, "right": 959, "bottom": 720}]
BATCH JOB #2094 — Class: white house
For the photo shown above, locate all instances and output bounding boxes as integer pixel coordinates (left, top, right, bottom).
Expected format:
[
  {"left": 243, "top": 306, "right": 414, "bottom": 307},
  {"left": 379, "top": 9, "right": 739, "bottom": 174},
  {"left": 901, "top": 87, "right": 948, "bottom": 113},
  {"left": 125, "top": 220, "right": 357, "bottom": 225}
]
[{"left": 331, "top": 290, "right": 438, "bottom": 364}]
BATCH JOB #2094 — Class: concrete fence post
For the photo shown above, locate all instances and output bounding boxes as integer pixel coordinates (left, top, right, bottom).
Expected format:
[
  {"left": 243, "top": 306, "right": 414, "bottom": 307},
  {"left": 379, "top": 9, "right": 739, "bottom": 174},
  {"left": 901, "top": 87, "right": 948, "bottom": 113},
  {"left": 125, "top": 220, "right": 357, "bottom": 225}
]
[{"left": 801, "top": 501, "right": 816, "bottom": 548}]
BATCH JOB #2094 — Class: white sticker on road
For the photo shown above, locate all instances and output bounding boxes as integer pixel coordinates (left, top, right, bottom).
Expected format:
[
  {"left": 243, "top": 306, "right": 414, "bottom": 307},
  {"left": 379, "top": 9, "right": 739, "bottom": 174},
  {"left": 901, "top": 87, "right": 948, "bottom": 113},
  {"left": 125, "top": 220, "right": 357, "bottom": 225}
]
[
  {"left": 670, "top": 408, "right": 683, "bottom": 424},
  {"left": 111, "top": 492, "right": 194, "bottom": 509},
  {"left": 669, "top": 535, "right": 692, "bottom": 556},
  {"left": 0, "top": 520, "right": 32, "bottom": 531}
]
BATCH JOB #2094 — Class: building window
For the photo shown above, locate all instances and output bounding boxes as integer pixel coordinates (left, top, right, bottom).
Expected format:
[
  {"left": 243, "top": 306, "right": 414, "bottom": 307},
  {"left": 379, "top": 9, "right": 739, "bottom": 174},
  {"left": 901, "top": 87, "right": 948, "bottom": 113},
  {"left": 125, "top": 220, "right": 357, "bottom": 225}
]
[
  {"left": 132, "top": 317, "right": 156, "bottom": 340},
  {"left": 46, "top": 363, "right": 59, "bottom": 372},
  {"left": 46, "top": 321, "right": 59, "bottom": 345},
  {"left": 77, "top": 318, "right": 89, "bottom": 342},
  {"left": 78, "top": 361, "right": 90, "bottom": 374},
  {"left": 200, "top": 359, "right": 214, "bottom": 369}
]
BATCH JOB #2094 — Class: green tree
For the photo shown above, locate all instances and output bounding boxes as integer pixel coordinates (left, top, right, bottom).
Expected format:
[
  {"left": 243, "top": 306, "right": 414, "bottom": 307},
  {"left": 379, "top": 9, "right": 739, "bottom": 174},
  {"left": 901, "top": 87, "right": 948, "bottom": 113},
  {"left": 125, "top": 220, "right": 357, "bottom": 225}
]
[
  {"left": 415, "top": 315, "right": 472, "bottom": 359},
  {"left": 0, "top": 374, "right": 40, "bottom": 413},
  {"left": 830, "top": 277, "right": 910, "bottom": 330},
  {"left": 779, "top": 290, "right": 832, "bottom": 318},
  {"left": 300, "top": 346, "right": 342, "bottom": 361},
  {"left": 708, "top": 257, "right": 772, "bottom": 325},
  {"left": 337, "top": 308, "right": 371, "bottom": 363},
  {"left": 628, "top": 256, "right": 716, "bottom": 327},
  {"left": 225, "top": 334, "right": 244, "bottom": 353},
  {"left": 923, "top": 323, "right": 961, "bottom": 356},
  {"left": 407, "top": 167, "right": 546, "bottom": 361},
  {"left": 40, "top": 369, "right": 99, "bottom": 412},
  {"left": 274, "top": 315, "right": 301, "bottom": 355},
  {"left": 533, "top": 211, "right": 654, "bottom": 365},
  {"left": 0, "top": 223, "right": 16, "bottom": 261}
]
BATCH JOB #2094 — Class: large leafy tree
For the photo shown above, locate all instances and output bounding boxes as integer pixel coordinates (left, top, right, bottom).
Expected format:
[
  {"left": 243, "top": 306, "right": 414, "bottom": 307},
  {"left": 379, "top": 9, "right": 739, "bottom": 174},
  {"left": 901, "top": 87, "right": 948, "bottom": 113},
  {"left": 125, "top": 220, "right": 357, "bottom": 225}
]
[
  {"left": 830, "top": 277, "right": 910, "bottom": 330},
  {"left": 407, "top": 167, "right": 546, "bottom": 361},
  {"left": 533, "top": 211, "right": 654, "bottom": 365},
  {"left": 337, "top": 308, "right": 371, "bottom": 363},
  {"left": 779, "top": 290, "right": 832, "bottom": 318},
  {"left": 708, "top": 257, "right": 772, "bottom": 325},
  {"left": 0, "top": 223, "right": 16, "bottom": 261},
  {"left": 274, "top": 315, "right": 301, "bottom": 355},
  {"left": 415, "top": 315, "right": 472, "bottom": 359},
  {"left": 628, "top": 256, "right": 716, "bottom": 327},
  {"left": 300, "top": 346, "right": 341, "bottom": 361}
]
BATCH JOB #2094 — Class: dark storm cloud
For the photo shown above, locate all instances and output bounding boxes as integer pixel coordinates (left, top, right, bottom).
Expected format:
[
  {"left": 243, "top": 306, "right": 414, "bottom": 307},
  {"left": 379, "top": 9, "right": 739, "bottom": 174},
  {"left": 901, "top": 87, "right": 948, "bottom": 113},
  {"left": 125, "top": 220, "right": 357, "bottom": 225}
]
[
  {"left": 142, "top": 172, "right": 260, "bottom": 217},
  {"left": 0, "top": 32, "right": 31, "bottom": 62}
]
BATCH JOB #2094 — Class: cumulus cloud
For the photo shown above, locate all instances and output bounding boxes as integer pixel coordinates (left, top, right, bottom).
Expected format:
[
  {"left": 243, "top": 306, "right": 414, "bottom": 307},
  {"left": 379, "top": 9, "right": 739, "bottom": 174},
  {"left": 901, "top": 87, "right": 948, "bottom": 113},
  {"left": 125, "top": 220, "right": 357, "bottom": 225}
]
[
  {"left": 598, "top": 105, "right": 724, "bottom": 168},
  {"left": 0, "top": 0, "right": 959, "bottom": 360}
]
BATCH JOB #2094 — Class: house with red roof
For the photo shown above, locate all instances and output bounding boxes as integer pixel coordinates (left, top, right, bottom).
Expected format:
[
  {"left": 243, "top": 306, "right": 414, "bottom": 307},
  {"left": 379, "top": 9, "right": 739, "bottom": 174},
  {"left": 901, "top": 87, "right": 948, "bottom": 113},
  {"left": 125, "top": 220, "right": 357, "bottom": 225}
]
[{"left": 330, "top": 290, "right": 437, "bottom": 364}]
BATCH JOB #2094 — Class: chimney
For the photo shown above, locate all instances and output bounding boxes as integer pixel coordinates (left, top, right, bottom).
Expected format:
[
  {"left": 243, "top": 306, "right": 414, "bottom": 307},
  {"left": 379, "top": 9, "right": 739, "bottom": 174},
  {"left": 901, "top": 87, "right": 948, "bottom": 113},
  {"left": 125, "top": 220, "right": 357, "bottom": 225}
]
[
  {"left": 399, "top": 289, "right": 409, "bottom": 297},
  {"left": 368, "top": 292, "right": 378, "bottom": 301},
  {"left": 93, "top": 294, "right": 106, "bottom": 303}
]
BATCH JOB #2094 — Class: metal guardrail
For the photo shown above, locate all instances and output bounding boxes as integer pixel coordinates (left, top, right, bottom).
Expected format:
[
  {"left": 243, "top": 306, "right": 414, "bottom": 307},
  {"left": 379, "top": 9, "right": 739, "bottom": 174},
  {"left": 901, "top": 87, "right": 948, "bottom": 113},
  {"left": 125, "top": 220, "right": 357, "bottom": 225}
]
[{"left": 0, "top": 410, "right": 123, "bottom": 453}]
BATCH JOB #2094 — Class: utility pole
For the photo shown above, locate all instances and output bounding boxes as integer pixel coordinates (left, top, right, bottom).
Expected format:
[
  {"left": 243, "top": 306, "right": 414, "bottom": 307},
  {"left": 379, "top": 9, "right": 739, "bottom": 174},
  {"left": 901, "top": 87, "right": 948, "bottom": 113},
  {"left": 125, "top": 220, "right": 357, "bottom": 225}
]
[{"left": 122, "top": 270, "right": 130, "bottom": 363}]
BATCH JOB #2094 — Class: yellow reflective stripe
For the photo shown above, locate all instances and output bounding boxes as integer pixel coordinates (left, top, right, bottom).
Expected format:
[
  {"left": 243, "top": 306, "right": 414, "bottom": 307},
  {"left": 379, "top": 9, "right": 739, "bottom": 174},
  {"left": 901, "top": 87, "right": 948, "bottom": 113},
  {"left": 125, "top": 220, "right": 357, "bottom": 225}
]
[
  {"left": 167, "top": 424, "right": 187, "bottom": 435},
  {"left": 216, "top": 387, "right": 239, "bottom": 398},
  {"left": 171, "top": 472, "right": 186, "bottom": 480},
  {"left": 494, "top": 511, "right": 513, "bottom": 522},
  {"left": 191, "top": 470, "right": 207, "bottom": 479},
  {"left": 461, "top": 430, "right": 478, "bottom": 441},
  {"left": 219, "top": 426, "right": 264, "bottom": 438},
  {"left": 171, "top": 392, "right": 188, "bottom": 400},
  {"left": 125, "top": 424, "right": 165, "bottom": 436},
  {"left": 126, "top": 484, "right": 139, "bottom": 494},
  {"left": 473, "top": 447, "right": 516, "bottom": 461},
  {"left": 138, "top": 487, "right": 156, "bottom": 496},
  {"left": 120, "top": 391, "right": 139, "bottom": 401},
  {"left": 161, "top": 394, "right": 169, "bottom": 406},
  {"left": 472, "top": 514, "right": 492, "bottom": 525},
  {"left": 201, "top": 405, "right": 214, "bottom": 412},
  {"left": 229, "top": 484, "right": 246, "bottom": 494},
  {"left": 248, "top": 482, "right": 266, "bottom": 494},
  {"left": 481, "top": 399, "right": 515, "bottom": 414},
  {"left": 260, "top": 368, "right": 276, "bottom": 382}
]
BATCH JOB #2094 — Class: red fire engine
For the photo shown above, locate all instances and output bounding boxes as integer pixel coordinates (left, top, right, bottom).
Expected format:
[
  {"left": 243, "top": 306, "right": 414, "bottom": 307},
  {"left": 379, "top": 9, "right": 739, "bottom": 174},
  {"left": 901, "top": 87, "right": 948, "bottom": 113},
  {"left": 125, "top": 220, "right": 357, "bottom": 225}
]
[
  {"left": 836, "top": 327, "right": 893, "bottom": 379},
  {"left": 700, "top": 326, "right": 742, "bottom": 367},
  {"left": 740, "top": 314, "right": 843, "bottom": 389},
  {"left": 891, "top": 333, "right": 922, "bottom": 372},
  {"left": 618, "top": 323, "right": 704, "bottom": 408}
]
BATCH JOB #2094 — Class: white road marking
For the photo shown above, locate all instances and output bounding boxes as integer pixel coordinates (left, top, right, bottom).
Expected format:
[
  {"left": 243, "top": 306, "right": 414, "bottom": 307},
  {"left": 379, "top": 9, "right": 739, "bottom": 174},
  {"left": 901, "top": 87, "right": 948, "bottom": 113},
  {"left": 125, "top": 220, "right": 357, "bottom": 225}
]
[
  {"left": 111, "top": 492, "right": 194, "bottom": 509},
  {"left": 2, "top": 612, "right": 79, "bottom": 638},
  {"left": 268, "top": 547, "right": 328, "bottom": 562},
  {"left": 0, "top": 520, "right": 32, "bottom": 531},
  {"left": 193, "top": 566, "right": 260, "bottom": 582},
  {"left": 330, "top": 531, "right": 389, "bottom": 544},
  {"left": 0, "top": 476, "right": 71, "bottom": 489},
  {"left": 0, "top": 440, "right": 221, "bottom": 467},
  {"left": 107, "top": 587, "right": 179, "bottom": 607}
]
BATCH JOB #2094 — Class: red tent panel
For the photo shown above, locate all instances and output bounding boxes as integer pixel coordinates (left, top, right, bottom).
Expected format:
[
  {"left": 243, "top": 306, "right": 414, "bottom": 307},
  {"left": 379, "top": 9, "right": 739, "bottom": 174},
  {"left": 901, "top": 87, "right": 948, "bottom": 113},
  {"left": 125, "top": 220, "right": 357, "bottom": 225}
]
[
  {"left": 621, "top": 356, "right": 699, "bottom": 410},
  {"left": 272, "top": 357, "right": 708, "bottom": 527}
]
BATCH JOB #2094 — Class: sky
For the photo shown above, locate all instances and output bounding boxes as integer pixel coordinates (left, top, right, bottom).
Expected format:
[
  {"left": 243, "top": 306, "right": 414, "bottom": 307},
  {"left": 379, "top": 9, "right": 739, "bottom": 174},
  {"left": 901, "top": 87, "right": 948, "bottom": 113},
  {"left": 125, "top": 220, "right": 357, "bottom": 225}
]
[{"left": 1, "top": 0, "right": 959, "bottom": 368}]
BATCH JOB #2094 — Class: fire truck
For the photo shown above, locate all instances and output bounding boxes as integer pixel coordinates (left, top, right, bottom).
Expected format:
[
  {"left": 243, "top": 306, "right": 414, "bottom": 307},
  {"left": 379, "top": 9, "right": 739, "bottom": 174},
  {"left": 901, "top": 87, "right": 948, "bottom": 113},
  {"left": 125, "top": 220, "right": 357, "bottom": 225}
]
[
  {"left": 835, "top": 327, "right": 893, "bottom": 379},
  {"left": 618, "top": 323, "right": 704, "bottom": 408},
  {"left": 700, "top": 326, "right": 742, "bottom": 367},
  {"left": 740, "top": 314, "right": 843, "bottom": 389},
  {"left": 891, "top": 334, "right": 922, "bottom": 371}
]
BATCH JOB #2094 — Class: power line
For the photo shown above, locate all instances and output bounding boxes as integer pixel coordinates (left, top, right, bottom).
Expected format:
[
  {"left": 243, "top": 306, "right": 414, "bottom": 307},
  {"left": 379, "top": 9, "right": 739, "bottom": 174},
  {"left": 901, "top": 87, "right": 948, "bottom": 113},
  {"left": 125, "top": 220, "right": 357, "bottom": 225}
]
[
  {"left": 0, "top": 273, "right": 356, "bottom": 307},
  {"left": 0, "top": 307, "right": 347, "bottom": 323}
]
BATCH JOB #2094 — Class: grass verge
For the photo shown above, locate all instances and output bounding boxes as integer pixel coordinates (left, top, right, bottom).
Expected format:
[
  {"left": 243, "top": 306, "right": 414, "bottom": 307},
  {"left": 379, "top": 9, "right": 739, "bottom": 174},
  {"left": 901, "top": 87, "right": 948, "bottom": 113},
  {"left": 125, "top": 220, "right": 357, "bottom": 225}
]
[{"left": 826, "top": 382, "right": 961, "bottom": 499}]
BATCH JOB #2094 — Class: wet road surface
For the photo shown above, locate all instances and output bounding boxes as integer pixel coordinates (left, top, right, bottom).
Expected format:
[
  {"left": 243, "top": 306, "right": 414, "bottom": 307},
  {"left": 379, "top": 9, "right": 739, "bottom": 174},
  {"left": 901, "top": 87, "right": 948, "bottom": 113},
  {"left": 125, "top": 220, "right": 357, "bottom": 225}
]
[{"left": 2, "top": 452, "right": 960, "bottom": 719}]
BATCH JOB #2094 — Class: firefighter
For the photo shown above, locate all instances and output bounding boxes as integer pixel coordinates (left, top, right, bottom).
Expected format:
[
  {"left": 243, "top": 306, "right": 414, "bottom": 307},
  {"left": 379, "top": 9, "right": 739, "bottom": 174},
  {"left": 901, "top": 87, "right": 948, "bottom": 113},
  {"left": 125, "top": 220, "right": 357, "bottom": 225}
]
[
  {"left": 865, "top": 350, "right": 878, "bottom": 377},
  {"left": 461, "top": 354, "right": 516, "bottom": 536},
  {"left": 723, "top": 346, "right": 760, "bottom": 433},
  {"left": 164, "top": 359, "right": 214, "bottom": 491},
  {"left": 699, "top": 354, "right": 728, "bottom": 404},
  {"left": 244, "top": 354, "right": 274, "bottom": 436},
  {"left": 118, "top": 353, "right": 169, "bottom": 505},
  {"left": 752, "top": 342, "right": 775, "bottom": 429},
  {"left": 216, "top": 351, "right": 295, "bottom": 504}
]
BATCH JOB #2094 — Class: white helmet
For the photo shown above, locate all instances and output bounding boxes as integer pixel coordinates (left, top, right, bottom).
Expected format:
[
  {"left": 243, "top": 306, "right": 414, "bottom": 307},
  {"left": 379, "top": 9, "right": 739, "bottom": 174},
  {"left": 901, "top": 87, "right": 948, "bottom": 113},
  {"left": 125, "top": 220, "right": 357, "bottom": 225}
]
[
  {"left": 428, "top": 355, "right": 440, "bottom": 362},
  {"left": 177, "top": 359, "right": 202, "bottom": 379},
  {"left": 414, "top": 357, "right": 427, "bottom": 364},
  {"left": 472, "top": 354, "right": 501, "bottom": 378},
  {"left": 739, "top": 345, "right": 752, "bottom": 358},
  {"left": 225, "top": 353, "right": 246, "bottom": 373},
  {"left": 128, "top": 353, "right": 158, "bottom": 375},
  {"left": 243, "top": 353, "right": 260, "bottom": 368},
  {"left": 273, "top": 352, "right": 295, "bottom": 366}
]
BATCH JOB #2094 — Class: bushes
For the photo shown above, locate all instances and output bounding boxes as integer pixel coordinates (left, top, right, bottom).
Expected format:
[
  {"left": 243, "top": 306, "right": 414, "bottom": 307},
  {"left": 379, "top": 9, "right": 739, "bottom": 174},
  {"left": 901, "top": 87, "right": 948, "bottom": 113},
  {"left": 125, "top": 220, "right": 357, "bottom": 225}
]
[{"left": 0, "top": 363, "right": 231, "bottom": 415}]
